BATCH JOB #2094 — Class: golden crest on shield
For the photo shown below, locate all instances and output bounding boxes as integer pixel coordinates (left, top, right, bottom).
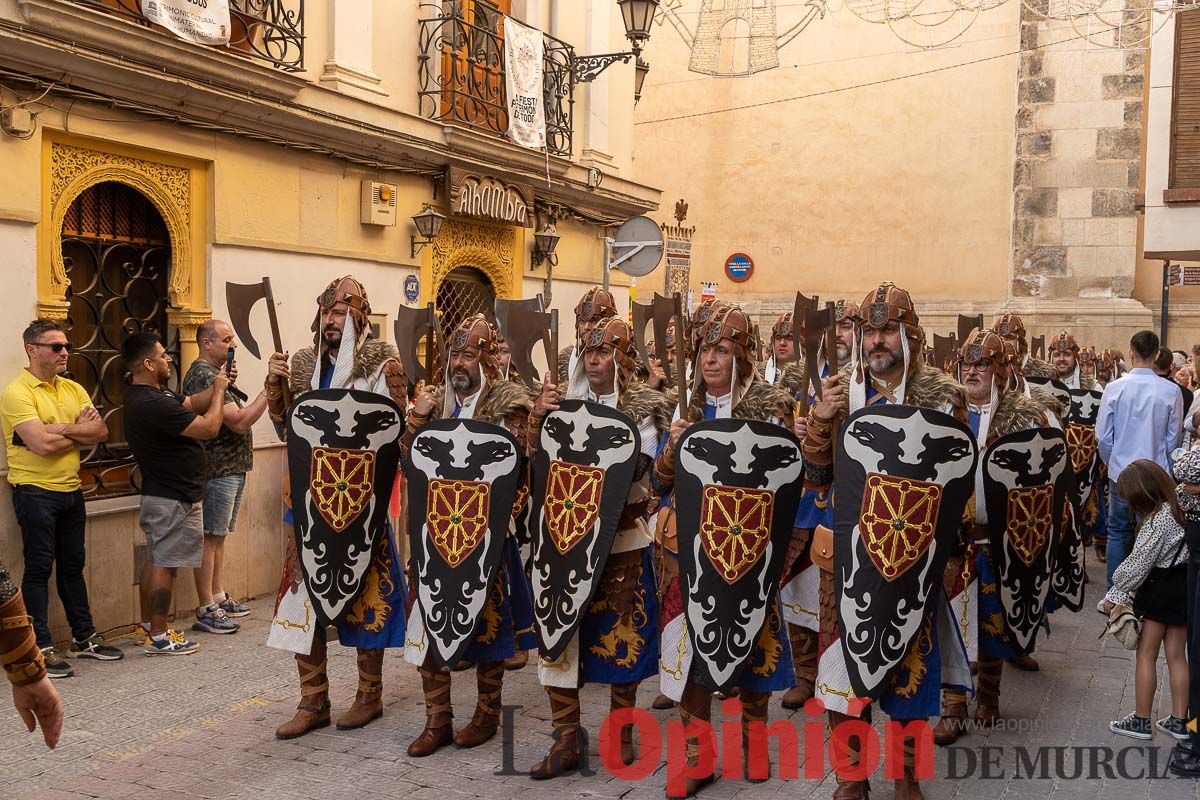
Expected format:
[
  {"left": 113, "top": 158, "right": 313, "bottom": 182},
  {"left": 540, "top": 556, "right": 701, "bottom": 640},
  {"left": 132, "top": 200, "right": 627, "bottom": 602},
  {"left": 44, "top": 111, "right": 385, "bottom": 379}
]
[
  {"left": 859, "top": 474, "right": 942, "bottom": 581},
  {"left": 699, "top": 485, "right": 774, "bottom": 584},
  {"left": 426, "top": 479, "right": 491, "bottom": 568},
  {"left": 1006, "top": 485, "right": 1053, "bottom": 567},
  {"left": 1066, "top": 424, "right": 1097, "bottom": 473},
  {"left": 310, "top": 447, "right": 376, "bottom": 532},
  {"left": 544, "top": 461, "right": 605, "bottom": 554}
]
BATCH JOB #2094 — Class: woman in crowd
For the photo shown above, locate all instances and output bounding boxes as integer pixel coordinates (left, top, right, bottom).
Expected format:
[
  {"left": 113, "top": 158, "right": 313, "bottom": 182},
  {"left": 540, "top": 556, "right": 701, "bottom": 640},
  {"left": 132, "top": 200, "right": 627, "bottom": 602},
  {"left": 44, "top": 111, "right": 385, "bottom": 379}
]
[{"left": 1104, "top": 459, "right": 1191, "bottom": 740}]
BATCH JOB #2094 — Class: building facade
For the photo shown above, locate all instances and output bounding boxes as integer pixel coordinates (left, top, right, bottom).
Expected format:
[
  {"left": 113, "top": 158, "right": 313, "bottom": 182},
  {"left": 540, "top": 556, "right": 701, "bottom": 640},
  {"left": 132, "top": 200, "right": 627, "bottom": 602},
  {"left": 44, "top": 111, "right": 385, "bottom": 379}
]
[
  {"left": 0, "top": 0, "right": 658, "bottom": 640},
  {"left": 634, "top": 0, "right": 1181, "bottom": 349}
]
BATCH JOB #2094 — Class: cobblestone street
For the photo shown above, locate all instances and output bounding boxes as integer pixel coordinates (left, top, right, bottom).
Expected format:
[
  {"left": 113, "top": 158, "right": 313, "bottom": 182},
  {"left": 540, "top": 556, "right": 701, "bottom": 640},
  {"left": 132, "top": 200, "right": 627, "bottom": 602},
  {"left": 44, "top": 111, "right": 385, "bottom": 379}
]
[{"left": 5, "top": 557, "right": 1199, "bottom": 800}]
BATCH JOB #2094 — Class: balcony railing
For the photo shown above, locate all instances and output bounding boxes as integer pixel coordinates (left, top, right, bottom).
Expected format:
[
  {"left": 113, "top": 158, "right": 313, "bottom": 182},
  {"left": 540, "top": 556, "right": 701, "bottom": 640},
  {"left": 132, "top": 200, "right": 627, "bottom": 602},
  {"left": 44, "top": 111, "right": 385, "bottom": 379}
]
[
  {"left": 417, "top": 2, "right": 575, "bottom": 157},
  {"left": 66, "top": 0, "right": 304, "bottom": 72}
]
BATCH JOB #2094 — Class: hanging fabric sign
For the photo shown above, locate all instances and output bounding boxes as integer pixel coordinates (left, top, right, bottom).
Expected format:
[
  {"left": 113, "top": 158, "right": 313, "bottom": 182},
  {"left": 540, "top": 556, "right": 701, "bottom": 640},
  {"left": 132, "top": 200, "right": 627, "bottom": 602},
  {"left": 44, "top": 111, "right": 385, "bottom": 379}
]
[
  {"left": 142, "top": 0, "right": 232, "bottom": 46},
  {"left": 505, "top": 17, "right": 547, "bottom": 150}
]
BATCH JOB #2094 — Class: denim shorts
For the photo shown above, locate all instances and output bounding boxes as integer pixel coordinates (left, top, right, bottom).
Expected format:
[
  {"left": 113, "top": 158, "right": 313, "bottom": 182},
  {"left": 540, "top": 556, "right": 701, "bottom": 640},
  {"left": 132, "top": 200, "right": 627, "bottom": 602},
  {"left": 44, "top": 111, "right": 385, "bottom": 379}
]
[
  {"left": 203, "top": 474, "right": 247, "bottom": 537},
  {"left": 140, "top": 496, "right": 203, "bottom": 569}
]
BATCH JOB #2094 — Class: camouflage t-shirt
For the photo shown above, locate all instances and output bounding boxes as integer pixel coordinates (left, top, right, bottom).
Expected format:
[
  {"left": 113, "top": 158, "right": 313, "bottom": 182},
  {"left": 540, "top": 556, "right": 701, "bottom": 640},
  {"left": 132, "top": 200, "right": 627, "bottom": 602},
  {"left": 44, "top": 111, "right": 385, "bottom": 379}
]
[{"left": 181, "top": 359, "right": 253, "bottom": 480}]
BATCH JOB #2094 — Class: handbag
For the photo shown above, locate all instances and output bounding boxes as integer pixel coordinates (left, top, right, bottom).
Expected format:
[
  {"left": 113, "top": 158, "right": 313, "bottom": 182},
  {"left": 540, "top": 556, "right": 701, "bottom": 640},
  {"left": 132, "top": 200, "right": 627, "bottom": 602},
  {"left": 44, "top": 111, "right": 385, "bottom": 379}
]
[{"left": 1100, "top": 605, "right": 1142, "bottom": 650}]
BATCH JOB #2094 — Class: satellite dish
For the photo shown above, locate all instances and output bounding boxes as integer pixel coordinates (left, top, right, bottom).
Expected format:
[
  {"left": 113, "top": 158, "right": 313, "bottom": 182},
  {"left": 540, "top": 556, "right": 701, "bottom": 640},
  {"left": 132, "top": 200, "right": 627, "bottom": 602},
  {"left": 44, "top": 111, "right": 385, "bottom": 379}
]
[{"left": 610, "top": 215, "right": 664, "bottom": 278}]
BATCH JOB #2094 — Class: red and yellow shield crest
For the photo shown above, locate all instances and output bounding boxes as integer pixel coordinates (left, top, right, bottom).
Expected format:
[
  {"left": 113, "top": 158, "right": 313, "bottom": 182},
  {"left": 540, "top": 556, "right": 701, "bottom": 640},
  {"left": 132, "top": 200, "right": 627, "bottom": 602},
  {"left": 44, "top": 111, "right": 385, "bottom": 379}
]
[
  {"left": 699, "top": 485, "right": 774, "bottom": 584},
  {"left": 426, "top": 479, "right": 491, "bottom": 568},
  {"left": 1006, "top": 485, "right": 1053, "bottom": 567},
  {"left": 859, "top": 474, "right": 942, "bottom": 581},
  {"left": 310, "top": 447, "right": 376, "bottom": 532},
  {"left": 1066, "top": 424, "right": 1097, "bottom": 473},
  {"left": 544, "top": 461, "right": 605, "bottom": 554}
]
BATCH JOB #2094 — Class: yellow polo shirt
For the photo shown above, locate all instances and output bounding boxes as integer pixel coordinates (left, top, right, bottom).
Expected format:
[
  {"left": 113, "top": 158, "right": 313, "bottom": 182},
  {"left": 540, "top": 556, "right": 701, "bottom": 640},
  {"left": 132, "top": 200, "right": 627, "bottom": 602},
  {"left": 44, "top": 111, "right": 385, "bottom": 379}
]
[{"left": 1, "top": 370, "right": 93, "bottom": 492}]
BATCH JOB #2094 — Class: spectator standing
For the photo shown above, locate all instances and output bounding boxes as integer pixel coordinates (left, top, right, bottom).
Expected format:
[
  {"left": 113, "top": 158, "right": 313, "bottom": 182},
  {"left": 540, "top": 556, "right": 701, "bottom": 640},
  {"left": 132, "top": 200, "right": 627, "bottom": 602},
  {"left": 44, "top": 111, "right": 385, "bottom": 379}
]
[
  {"left": 122, "top": 333, "right": 228, "bottom": 655},
  {"left": 1156, "top": 348, "right": 1195, "bottom": 410},
  {"left": 1097, "top": 331, "right": 1184, "bottom": 586},
  {"left": 1104, "top": 461, "right": 1190, "bottom": 741},
  {"left": 1, "top": 320, "right": 122, "bottom": 678},
  {"left": 1169, "top": 447, "right": 1200, "bottom": 775},
  {"left": 181, "top": 320, "right": 270, "bottom": 634}
]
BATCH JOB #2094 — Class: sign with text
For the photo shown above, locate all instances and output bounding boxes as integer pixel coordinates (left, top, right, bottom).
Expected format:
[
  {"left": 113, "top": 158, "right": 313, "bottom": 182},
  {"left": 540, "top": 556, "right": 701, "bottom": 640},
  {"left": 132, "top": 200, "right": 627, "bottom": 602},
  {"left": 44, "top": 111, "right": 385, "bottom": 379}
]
[
  {"left": 448, "top": 167, "right": 533, "bottom": 227},
  {"left": 504, "top": 17, "right": 547, "bottom": 150},
  {"left": 142, "top": 0, "right": 231, "bottom": 46},
  {"left": 724, "top": 253, "right": 754, "bottom": 283}
]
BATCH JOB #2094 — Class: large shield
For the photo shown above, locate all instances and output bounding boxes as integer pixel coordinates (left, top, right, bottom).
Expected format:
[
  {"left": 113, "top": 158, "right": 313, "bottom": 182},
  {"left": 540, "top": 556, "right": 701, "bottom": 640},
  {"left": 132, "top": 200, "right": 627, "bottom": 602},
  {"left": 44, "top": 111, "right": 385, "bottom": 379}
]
[
  {"left": 1026, "top": 376, "right": 1071, "bottom": 412},
  {"left": 404, "top": 418, "right": 523, "bottom": 669},
  {"left": 982, "top": 427, "right": 1071, "bottom": 654},
  {"left": 287, "top": 389, "right": 405, "bottom": 628},
  {"left": 531, "top": 400, "right": 640, "bottom": 661},
  {"left": 834, "top": 405, "right": 977, "bottom": 701},
  {"left": 674, "top": 419, "right": 805, "bottom": 695},
  {"left": 1056, "top": 387, "right": 1104, "bottom": 611}
]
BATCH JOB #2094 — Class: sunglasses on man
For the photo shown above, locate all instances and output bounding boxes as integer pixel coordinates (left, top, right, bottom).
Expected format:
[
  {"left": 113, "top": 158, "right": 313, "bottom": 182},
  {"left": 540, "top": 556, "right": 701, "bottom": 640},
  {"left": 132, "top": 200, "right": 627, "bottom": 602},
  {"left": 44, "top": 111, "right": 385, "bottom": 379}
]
[{"left": 30, "top": 342, "right": 73, "bottom": 354}]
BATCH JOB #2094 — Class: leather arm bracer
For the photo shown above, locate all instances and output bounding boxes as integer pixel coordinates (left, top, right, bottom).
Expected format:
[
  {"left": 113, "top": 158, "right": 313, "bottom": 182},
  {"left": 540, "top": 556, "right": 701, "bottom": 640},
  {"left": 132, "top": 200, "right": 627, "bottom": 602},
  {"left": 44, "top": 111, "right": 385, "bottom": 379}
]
[{"left": 0, "top": 591, "right": 46, "bottom": 686}]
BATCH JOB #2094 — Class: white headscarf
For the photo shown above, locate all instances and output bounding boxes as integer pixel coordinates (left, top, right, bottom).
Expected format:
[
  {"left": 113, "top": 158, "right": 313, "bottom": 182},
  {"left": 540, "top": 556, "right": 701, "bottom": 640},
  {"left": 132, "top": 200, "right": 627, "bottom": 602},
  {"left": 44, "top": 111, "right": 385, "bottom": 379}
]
[
  {"left": 850, "top": 323, "right": 911, "bottom": 412},
  {"left": 312, "top": 315, "right": 359, "bottom": 392}
]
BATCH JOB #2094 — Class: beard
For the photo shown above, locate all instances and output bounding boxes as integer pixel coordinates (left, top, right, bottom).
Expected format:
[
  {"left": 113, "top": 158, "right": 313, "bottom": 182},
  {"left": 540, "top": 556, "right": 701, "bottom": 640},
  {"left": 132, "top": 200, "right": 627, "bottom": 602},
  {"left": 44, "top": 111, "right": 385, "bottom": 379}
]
[
  {"left": 867, "top": 348, "right": 901, "bottom": 374},
  {"left": 837, "top": 344, "right": 851, "bottom": 362},
  {"left": 451, "top": 368, "right": 480, "bottom": 394},
  {"left": 323, "top": 327, "right": 342, "bottom": 348}
]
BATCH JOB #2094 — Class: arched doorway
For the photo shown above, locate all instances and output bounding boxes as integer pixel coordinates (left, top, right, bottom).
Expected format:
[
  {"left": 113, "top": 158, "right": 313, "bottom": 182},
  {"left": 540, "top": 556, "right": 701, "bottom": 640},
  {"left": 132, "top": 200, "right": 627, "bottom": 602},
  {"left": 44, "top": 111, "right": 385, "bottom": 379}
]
[
  {"left": 435, "top": 266, "right": 496, "bottom": 339},
  {"left": 61, "top": 180, "right": 177, "bottom": 498}
]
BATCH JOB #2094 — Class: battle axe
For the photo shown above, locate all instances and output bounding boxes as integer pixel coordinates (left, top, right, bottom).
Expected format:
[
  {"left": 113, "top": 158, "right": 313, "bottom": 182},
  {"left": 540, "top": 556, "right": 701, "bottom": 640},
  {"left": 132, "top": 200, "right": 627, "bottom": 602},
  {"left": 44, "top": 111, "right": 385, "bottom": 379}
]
[
  {"left": 932, "top": 333, "right": 957, "bottom": 374},
  {"left": 495, "top": 297, "right": 553, "bottom": 388},
  {"left": 1031, "top": 335, "right": 1046, "bottom": 361},
  {"left": 802, "top": 305, "right": 833, "bottom": 415},
  {"left": 226, "top": 277, "right": 288, "bottom": 405},
  {"left": 395, "top": 303, "right": 439, "bottom": 388},
  {"left": 958, "top": 314, "right": 984, "bottom": 345},
  {"left": 632, "top": 300, "right": 653, "bottom": 367}
]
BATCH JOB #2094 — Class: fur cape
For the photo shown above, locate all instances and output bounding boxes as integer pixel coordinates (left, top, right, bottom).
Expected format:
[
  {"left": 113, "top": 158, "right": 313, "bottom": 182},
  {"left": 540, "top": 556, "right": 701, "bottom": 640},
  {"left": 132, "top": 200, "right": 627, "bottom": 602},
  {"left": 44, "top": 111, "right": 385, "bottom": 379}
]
[
  {"left": 779, "top": 359, "right": 808, "bottom": 400},
  {"left": 618, "top": 379, "right": 672, "bottom": 436},
  {"left": 433, "top": 378, "right": 534, "bottom": 425},
  {"left": 902, "top": 363, "right": 969, "bottom": 419},
  {"left": 686, "top": 376, "right": 796, "bottom": 424},
  {"left": 557, "top": 345, "right": 574, "bottom": 386},
  {"left": 1022, "top": 356, "right": 1055, "bottom": 380},
  {"left": 1029, "top": 387, "right": 1065, "bottom": 424},
  {"left": 289, "top": 340, "right": 399, "bottom": 397},
  {"left": 987, "top": 390, "right": 1049, "bottom": 442}
]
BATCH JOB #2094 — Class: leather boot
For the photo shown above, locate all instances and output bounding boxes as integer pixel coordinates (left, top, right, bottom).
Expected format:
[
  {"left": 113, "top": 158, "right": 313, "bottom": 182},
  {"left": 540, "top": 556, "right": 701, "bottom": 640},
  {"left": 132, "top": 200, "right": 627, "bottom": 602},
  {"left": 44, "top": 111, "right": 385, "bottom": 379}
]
[
  {"left": 932, "top": 689, "right": 969, "bottom": 746},
  {"left": 335, "top": 648, "right": 384, "bottom": 730},
  {"left": 974, "top": 657, "right": 1002, "bottom": 726},
  {"left": 530, "top": 687, "right": 583, "bottom": 779},
  {"left": 829, "top": 710, "right": 870, "bottom": 800},
  {"left": 652, "top": 693, "right": 675, "bottom": 710},
  {"left": 454, "top": 660, "right": 503, "bottom": 748},
  {"left": 275, "top": 637, "right": 331, "bottom": 740},
  {"left": 1007, "top": 654, "right": 1039, "bottom": 671},
  {"left": 408, "top": 664, "right": 454, "bottom": 757},
  {"left": 894, "top": 726, "right": 926, "bottom": 800},
  {"left": 742, "top": 689, "right": 771, "bottom": 782},
  {"left": 781, "top": 624, "right": 817, "bottom": 709},
  {"left": 665, "top": 683, "right": 715, "bottom": 799},
  {"left": 611, "top": 682, "right": 639, "bottom": 765},
  {"left": 504, "top": 650, "right": 529, "bottom": 671}
]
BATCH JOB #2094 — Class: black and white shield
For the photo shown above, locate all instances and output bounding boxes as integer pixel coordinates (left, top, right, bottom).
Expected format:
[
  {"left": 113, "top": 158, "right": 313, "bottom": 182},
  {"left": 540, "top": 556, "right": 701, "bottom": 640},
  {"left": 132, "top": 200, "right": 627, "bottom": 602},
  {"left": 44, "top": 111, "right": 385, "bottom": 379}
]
[
  {"left": 531, "top": 400, "right": 640, "bottom": 661},
  {"left": 404, "top": 418, "right": 522, "bottom": 670},
  {"left": 1026, "top": 376, "right": 1071, "bottom": 412},
  {"left": 674, "top": 419, "right": 805, "bottom": 695},
  {"left": 834, "top": 405, "right": 977, "bottom": 701},
  {"left": 287, "top": 389, "right": 404, "bottom": 628},
  {"left": 982, "top": 427, "right": 1070, "bottom": 654}
]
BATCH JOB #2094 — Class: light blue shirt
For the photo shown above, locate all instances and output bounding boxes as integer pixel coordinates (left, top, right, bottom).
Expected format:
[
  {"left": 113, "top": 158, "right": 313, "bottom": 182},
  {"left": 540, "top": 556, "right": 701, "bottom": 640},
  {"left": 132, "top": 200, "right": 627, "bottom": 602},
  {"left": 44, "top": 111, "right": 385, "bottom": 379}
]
[{"left": 1096, "top": 368, "right": 1184, "bottom": 480}]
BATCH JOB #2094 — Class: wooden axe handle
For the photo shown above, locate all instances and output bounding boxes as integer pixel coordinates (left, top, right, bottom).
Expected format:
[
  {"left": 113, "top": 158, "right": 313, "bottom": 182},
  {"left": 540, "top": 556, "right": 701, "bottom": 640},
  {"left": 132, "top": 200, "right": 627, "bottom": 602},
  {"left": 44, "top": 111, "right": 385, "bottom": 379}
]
[
  {"left": 262, "top": 277, "right": 291, "bottom": 408},
  {"left": 673, "top": 295, "right": 688, "bottom": 420}
]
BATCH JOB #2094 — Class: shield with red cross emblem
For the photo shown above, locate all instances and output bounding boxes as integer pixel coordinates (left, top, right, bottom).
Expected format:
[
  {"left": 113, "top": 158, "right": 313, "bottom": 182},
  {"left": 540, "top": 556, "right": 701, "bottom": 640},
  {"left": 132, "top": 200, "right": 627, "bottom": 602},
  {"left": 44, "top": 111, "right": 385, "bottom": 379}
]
[
  {"left": 404, "top": 418, "right": 522, "bottom": 669},
  {"left": 287, "top": 389, "right": 404, "bottom": 628},
  {"left": 983, "top": 426, "right": 1071, "bottom": 654},
  {"left": 835, "top": 405, "right": 977, "bottom": 701},
  {"left": 531, "top": 400, "right": 640, "bottom": 662},
  {"left": 674, "top": 418, "right": 805, "bottom": 695}
]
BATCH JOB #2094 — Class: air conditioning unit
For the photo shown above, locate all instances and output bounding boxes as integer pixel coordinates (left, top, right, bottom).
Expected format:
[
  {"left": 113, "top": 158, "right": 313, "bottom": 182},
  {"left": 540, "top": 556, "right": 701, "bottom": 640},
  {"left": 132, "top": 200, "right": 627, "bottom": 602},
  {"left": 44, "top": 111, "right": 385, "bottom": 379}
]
[{"left": 360, "top": 180, "right": 398, "bottom": 226}]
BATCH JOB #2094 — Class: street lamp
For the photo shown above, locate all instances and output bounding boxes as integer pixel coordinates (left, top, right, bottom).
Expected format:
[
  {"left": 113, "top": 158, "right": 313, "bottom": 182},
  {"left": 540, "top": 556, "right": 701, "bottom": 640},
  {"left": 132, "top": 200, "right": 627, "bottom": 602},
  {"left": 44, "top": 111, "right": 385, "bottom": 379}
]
[
  {"left": 410, "top": 205, "right": 447, "bottom": 259},
  {"left": 572, "top": 0, "right": 659, "bottom": 87},
  {"left": 634, "top": 57, "right": 650, "bottom": 104},
  {"left": 532, "top": 222, "right": 561, "bottom": 269}
]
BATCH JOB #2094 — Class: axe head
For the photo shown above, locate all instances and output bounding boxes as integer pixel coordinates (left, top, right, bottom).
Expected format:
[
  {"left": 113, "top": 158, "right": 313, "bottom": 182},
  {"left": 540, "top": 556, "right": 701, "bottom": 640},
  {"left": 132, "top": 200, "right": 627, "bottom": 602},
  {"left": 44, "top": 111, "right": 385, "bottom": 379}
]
[
  {"left": 803, "top": 306, "right": 832, "bottom": 402},
  {"left": 498, "top": 300, "right": 553, "bottom": 388},
  {"left": 1031, "top": 335, "right": 1046, "bottom": 361},
  {"left": 789, "top": 293, "right": 819, "bottom": 365},
  {"left": 225, "top": 280, "right": 268, "bottom": 360},
  {"left": 957, "top": 314, "right": 983, "bottom": 344},
  {"left": 932, "top": 333, "right": 957, "bottom": 374},
  {"left": 495, "top": 297, "right": 544, "bottom": 343},
  {"left": 395, "top": 303, "right": 436, "bottom": 387},
  {"left": 651, "top": 293, "right": 678, "bottom": 385},
  {"left": 632, "top": 300, "right": 654, "bottom": 366}
]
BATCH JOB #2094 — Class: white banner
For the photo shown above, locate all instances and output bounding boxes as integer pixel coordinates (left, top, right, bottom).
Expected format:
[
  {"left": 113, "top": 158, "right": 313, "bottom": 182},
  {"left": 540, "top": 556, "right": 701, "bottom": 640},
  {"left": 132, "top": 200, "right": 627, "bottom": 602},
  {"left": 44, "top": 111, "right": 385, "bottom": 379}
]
[
  {"left": 142, "top": 0, "right": 232, "bottom": 47},
  {"left": 504, "top": 18, "right": 546, "bottom": 150}
]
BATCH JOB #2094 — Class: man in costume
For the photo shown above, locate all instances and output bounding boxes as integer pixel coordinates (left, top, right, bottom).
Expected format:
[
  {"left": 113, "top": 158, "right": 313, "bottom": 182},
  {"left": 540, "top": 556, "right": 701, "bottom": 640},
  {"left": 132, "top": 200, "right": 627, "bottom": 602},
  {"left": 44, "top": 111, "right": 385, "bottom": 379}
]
[
  {"left": 993, "top": 313, "right": 1054, "bottom": 379},
  {"left": 558, "top": 288, "right": 619, "bottom": 385},
  {"left": 404, "top": 314, "right": 537, "bottom": 757},
  {"left": 763, "top": 311, "right": 805, "bottom": 396},
  {"left": 267, "top": 276, "right": 410, "bottom": 740},
  {"left": 0, "top": 558, "right": 62, "bottom": 749},
  {"left": 1049, "top": 332, "right": 1096, "bottom": 390},
  {"left": 652, "top": 303, "right": 796, "bottom": 798},
  {"left": 527, "top": 315, "right": 669, "bottom": 778},
  {"left": 933, "top": 330, "right": 1048, "bottom": 745},
  {"left": 1080, "top": 346, "right": 1100, "bottom": 388},
  {"left": 805, "top": 282, "right": 971, "bottom": 800}
]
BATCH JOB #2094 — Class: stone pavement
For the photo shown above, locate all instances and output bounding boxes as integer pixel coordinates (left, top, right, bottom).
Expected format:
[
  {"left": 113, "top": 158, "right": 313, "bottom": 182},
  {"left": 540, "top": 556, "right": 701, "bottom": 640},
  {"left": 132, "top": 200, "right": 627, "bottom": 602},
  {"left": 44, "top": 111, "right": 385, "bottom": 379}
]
[{"left": 4, "top": 557, "right": 1199, "bottom": 800}]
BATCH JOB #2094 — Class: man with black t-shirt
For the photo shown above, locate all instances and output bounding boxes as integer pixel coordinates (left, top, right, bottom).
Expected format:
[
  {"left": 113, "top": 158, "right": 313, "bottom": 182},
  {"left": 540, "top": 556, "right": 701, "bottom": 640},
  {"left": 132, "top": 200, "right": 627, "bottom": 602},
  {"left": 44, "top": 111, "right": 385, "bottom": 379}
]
[{"left": 121, "top": 333, "right": 228, "bottom": 656}]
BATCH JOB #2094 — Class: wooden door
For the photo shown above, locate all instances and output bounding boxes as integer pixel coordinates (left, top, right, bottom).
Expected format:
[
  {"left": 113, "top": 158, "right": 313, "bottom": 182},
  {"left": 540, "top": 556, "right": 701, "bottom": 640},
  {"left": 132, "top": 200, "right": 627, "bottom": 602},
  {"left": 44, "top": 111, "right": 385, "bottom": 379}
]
[{"left": 442, "top": 0, "right": 511, "bottom": 135}]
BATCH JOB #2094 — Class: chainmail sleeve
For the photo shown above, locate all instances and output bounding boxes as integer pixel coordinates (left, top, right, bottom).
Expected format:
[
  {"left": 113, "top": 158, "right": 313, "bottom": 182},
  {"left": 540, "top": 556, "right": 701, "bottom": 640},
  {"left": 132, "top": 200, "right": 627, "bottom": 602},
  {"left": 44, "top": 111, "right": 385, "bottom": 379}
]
[{"left": 0, "top": 557, "right": 15, "bottom": 603}]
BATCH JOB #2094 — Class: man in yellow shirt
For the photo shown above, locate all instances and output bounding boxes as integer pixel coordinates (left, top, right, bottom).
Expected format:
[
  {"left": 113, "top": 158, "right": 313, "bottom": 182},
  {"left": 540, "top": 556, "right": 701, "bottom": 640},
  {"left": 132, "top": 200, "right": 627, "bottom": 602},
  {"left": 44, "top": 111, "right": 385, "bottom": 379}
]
[{"left": 1, "top": 320, "right": 122, "bottom": 678}]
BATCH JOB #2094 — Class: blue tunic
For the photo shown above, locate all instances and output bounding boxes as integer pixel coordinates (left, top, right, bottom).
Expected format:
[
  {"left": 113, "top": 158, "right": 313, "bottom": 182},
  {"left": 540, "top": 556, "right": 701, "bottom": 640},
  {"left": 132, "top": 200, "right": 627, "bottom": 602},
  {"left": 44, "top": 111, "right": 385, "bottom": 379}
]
[{"left": 579, "top": 548, "right": 661, "bottom": 685}]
